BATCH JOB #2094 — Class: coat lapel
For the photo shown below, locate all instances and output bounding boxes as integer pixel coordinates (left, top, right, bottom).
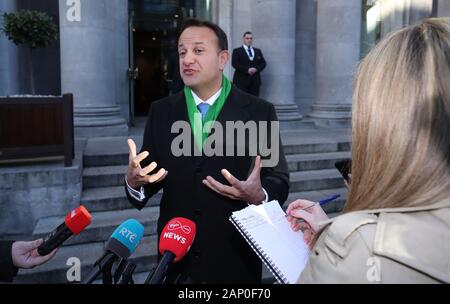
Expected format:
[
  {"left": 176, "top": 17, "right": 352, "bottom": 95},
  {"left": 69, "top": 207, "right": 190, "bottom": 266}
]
[
  {"left": 241, "top": 46, "right": 251, "bottom": 63},
  {"left": 215, "top": 87, "right": 251, "bottom": 125}
]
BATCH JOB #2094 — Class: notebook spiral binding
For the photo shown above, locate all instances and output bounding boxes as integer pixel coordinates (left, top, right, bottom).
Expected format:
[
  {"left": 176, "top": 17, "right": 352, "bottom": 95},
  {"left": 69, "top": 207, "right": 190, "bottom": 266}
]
[{"left": 229, "top": 216, "right": 288, "bottom": 284}]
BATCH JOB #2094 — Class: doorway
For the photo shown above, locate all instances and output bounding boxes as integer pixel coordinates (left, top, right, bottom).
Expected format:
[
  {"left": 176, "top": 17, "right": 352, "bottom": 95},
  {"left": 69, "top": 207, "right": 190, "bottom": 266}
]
[{"left": 128, "top": 0, "right": 212, "bottom": 119}]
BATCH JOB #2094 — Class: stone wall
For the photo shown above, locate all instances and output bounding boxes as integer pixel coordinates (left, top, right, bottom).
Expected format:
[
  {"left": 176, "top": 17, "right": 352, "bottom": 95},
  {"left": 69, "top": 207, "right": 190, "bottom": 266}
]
[{"left": 0, "top": 151, "right": 83, "bottom": 237}]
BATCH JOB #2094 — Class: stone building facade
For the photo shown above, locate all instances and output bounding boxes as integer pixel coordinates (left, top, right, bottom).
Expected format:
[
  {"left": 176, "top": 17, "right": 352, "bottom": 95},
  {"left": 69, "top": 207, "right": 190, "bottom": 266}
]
[{"left": 1, "top": 0, "right": 449, "bottom": 134}]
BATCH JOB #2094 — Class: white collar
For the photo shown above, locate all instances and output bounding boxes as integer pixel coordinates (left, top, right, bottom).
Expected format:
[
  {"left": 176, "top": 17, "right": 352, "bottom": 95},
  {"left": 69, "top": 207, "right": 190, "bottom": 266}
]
[
  {"left": 191, "top": 88, "right": 222, "bottom": 106},
  {"left": 243, "top": 45, "right": 252, "bottom": 50}
]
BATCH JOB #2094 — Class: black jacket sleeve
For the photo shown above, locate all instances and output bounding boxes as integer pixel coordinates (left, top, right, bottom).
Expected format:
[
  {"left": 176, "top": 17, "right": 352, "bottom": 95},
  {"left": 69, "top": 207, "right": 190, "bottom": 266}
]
[
  {"left": 0, "top": 241, "right": 18, "bottom": 282},
  {"left": 255, "top": 49, "right": 267, "bottom": 73},
  {"left": 260, "top": 104, "right": 289, "bottom": 205}
]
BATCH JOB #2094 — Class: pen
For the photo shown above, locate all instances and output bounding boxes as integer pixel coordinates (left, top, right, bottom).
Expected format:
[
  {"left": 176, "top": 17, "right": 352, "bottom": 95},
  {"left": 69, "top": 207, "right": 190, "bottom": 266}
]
[
  {"left": 285, "top": 194, "right": 341, "bottom": 221},
  {"left": 318, "top": 194, "right": 341, "bottom": 205}
]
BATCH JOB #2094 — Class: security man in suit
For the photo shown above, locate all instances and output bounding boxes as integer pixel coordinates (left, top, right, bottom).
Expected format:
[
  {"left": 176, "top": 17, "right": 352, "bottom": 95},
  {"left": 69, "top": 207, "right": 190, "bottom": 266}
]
[
  {"left": 232, "top": 32, "right": 267, "bottom": 97},
  {"left": 125, "top": 20, "right": 288, "bottom": 283}
]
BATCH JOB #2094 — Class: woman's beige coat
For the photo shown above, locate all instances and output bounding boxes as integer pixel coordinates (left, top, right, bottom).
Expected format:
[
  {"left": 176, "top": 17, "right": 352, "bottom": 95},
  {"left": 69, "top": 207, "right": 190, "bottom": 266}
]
[{"left": 298, "top": 198, "right": 450, "bottom": 284}]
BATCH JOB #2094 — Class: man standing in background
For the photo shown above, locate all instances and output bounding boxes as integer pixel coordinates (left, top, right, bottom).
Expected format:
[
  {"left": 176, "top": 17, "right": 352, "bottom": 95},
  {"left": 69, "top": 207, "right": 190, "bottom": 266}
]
[{"left": 232, "top": 32, "right": 266, "bottom": 97}]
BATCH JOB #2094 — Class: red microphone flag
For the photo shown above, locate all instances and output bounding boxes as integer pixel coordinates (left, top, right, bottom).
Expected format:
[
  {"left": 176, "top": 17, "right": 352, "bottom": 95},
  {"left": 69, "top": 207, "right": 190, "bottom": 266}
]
[{"left": 65, "top": 205, "right": 92, "bottom": 235}]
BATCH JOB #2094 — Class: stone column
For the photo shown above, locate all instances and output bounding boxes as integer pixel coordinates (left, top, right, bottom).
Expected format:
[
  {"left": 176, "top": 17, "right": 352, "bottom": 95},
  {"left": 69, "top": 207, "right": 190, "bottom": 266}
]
[
  {"left": 212, "top": 0, "right": 234, "bottom": 79},
  {"left": 380, "top": 0, "right": 432, "bottom": 37},
  {"left": 59, "top": 0, "right": 128, "bottom": 137},
  {"left": 438, "top": 0, "right": 450, "bottom": 16},
  {"left": 114, "top": 0, "right": 130, "bottom": 123},
  {"left": 231, "top": 0, "right": 251, "bottom": 53},
  {"left": 251, "top": 0, "right": 303, "bottom": 128},
  {"left": 309, "top": 0, "right": 361, "bottom": 128},
  {"left": 0, "top": 0, "right": 19, "bottom": 96},
  {"left": 295, "top": 0, "right": 317, "bottom": 117}
]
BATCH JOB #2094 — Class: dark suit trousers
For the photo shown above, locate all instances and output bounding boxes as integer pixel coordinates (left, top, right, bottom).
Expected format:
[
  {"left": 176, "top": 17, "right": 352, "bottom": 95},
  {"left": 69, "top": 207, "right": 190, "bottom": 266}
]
[{"left": 235, "top": 77, "right": 260, "bottom": 97}]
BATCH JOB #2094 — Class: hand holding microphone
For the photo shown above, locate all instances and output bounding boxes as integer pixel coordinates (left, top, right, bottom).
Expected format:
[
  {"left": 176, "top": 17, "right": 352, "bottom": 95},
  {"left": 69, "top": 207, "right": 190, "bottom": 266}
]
[
  {"left": 12, "top": 239, "right": 57, "bottom": 269},
  {"left": 3, "top": 205, "right": 90, "bottom": 279},
  {"left": 37, "top": 205, "right": 91, "bottom": 256},
  {"left": 145, "top": 217, "right": 196, "bottom": 284}
]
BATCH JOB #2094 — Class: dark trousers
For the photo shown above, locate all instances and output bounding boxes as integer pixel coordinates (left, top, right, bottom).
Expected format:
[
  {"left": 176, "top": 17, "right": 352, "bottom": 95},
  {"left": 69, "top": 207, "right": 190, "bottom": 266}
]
[{"left": 235, "top": 80, "right": 260, "bottom": 97}]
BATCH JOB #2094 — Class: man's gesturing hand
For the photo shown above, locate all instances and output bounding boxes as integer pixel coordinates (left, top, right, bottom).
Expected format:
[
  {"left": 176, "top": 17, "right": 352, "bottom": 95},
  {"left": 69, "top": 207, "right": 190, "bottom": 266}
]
[
  {"left": 126, "top": 138, "right": 167, "bottom": 189},
  {"left": 202, "top": 156, "right": 265, "bottom": 205}
]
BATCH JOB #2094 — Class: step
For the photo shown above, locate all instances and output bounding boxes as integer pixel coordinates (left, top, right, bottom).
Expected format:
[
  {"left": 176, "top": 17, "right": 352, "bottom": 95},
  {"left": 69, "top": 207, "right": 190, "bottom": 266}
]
[
  {"left": 281, "top": 130, "right": 351, "bottom": 155},
  {"left": 82, "top": 151, "right": 350, "bottom": 190},
  {"left": 286, "top": 151, "right": 350, "bottom": 172},
  {"left": 84, "top": 153, "right": 129, "bottom": 168},
  {"left": 81, "top": 186, "right": 162, "bottom": 212},
  {"left": 14, "top": 235, "right": 158, "bottom": 284},
  {"left": 32, "top": 207, "right": 159, "bottom": 246},
  {"left": 283, "top": 141, "right": 351, "bottom": 155},
  {"left": 83, "top": 142, "right": 351, "bottom": 168},
  {"left": 82, "top": 133, "right": 351, "bottom": 169},
  {"left": 284, "top": 188, "right": 348, "bottom": 214},
  {"left": 83, "top": 136, "right": 142, "bottom": 168},
  {"left": 289, "top": 169, "right": 346, "bottom": 192},
  {"left": 83, "top": 165, "right": 128, "bottom": 189}
]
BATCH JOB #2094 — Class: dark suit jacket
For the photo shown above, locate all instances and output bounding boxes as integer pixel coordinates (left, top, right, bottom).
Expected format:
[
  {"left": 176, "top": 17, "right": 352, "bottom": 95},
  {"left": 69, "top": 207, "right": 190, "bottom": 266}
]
[
  {"left": 232, "top": 46, "right": 266, "bottom": 88},
  {"left": 126, "top": 86, "right": 289, "bottom": 283},
  {"left": 0, "top": 241, "right": 18, "bottom": 282}
]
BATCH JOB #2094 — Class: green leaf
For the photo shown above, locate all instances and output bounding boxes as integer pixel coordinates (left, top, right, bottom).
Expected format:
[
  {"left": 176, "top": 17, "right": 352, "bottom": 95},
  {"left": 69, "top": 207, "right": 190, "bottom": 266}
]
[{"left": 0, "top": 9, "right": 58, "bottom": 49}]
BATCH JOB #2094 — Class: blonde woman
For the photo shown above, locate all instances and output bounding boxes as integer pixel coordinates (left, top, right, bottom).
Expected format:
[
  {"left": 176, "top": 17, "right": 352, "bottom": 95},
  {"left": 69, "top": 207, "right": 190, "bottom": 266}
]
[{"left": 287, "top": 18, "right": 450, "bottom": 284}]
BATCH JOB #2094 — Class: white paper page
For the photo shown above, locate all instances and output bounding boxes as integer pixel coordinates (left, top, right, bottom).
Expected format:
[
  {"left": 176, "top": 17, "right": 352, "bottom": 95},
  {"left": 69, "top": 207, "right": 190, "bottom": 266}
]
[{"left": 232, "top": 201, "right": 310, "bottom": 283}]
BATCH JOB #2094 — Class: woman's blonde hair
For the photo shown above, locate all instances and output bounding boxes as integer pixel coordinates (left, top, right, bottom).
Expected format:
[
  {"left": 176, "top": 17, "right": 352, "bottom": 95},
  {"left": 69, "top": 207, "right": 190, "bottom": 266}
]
[{"left": 345, "top": 18, "right": 450, "bottom": 212}]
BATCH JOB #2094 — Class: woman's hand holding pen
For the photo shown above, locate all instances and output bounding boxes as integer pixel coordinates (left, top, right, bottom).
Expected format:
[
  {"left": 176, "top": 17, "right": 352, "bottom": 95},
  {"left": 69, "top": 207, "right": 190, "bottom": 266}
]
[{"left": 286, "top": 199, "right": 329, "bottom": 249}]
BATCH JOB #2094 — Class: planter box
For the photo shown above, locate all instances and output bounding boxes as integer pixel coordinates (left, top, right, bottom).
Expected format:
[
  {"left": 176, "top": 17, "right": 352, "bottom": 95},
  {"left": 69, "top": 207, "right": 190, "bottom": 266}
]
[{"left": 0, "top": 94, "right": 74, "bottom": 167}]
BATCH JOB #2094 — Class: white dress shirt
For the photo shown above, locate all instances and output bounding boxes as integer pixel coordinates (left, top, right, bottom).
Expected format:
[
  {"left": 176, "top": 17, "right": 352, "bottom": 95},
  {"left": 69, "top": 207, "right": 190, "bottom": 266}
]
[{"left": 243, "top": 45, "right": 255, "bottom": 61}]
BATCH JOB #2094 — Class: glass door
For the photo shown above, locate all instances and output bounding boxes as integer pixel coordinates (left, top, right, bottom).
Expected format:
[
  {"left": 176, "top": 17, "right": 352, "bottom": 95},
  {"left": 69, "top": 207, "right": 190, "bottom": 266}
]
[{"left": 128, "top": 0, "right": 212, "bottom": 118}]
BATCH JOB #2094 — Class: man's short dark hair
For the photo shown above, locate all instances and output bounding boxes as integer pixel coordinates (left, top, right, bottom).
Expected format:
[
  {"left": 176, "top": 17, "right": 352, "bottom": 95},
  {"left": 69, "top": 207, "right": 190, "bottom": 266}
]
[
  {"left": 178, "top": 19, "right": 228, "bottom": 51},
  {"left": 243, "top": 31, "right": 252, "bottom": 37}
]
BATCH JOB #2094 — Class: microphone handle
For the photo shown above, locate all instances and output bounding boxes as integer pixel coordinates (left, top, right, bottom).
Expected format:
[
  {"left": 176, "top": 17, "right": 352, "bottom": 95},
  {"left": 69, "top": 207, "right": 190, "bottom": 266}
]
[
  {"left": 145, "top": 251, "right": 176, "bottom": 284},
  {"left": 118, "top": 262, "right": 136, "bottom": 284},
  {"left": 81, "top": 251, "right": 117, "bottom": 284},
  {"left": 113, "top": 258, "right": 128, "bottom": 284},
  {"left": 37, "top": 222, "right": 73, "bottom": 256}
]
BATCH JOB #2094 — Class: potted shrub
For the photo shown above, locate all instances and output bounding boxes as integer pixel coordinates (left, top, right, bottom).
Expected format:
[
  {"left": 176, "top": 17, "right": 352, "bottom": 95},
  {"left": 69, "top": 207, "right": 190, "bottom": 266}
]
[
  {"left": 1, "top": 9, "right": 58, "bottom": 94},
  {"left": 0, "top": 11, "right": 73, "bottom": 167}
]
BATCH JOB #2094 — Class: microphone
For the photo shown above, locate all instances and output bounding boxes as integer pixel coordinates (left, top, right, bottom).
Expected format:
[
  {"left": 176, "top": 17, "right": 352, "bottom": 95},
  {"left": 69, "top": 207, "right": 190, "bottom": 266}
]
[
  {"left": 145, "top": 217, "right": 196, "bottom": 284},
  {"left": 118, "top": 261, "right": 137, "bottom": 284},
  {"left": 37, "top": 205, "right": 92, "bottom": 256},
  {"left": 81, "top": 219, "right": 144, "bottom": 284}
]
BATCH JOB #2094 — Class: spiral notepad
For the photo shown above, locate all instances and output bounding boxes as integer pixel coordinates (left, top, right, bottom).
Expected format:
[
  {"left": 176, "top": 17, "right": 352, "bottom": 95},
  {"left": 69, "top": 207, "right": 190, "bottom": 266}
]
[{"left": 229, "top": 200, "right": 310, "bottom": 284}]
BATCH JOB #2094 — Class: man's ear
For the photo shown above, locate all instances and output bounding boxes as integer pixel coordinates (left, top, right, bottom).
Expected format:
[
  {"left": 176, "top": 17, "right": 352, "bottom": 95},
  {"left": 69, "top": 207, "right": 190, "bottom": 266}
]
[{"left": 219, "top": 50, "right": 229, "bottom": 70}]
